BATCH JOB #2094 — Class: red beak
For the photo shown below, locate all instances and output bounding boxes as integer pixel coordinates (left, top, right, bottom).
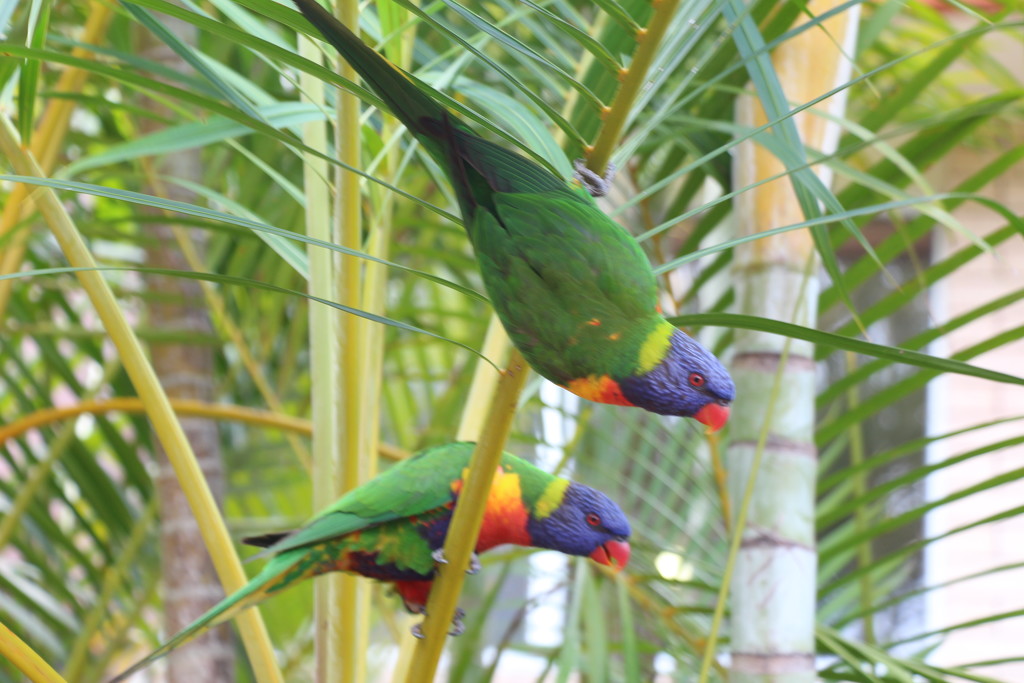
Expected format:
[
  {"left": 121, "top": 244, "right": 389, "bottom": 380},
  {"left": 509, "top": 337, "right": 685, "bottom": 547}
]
[
  {"left": 589, "top": 539, "right": 631, "bottom": 571},
  {"left": 694, "top": 402, "right": 730, "bottom": 432}
]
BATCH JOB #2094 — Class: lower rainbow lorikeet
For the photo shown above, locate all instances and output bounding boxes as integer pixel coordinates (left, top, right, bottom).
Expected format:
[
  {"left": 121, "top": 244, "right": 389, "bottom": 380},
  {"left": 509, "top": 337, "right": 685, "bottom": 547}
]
[
  {"left": 110, "top": 443, "right": 630, "bottom": 681},
  {"left": 290, "top": 0, "right": 735, "bottom": 431}
]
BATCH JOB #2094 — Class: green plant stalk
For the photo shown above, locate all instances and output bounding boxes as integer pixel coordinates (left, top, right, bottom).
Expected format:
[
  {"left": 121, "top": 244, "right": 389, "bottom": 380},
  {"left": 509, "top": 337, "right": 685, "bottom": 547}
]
[
  {"left": 0, "top": 0, "right": 113, "bottom": 322},
  {"left": 844, "top": 351, "right": 876, "bottom": 644},
  {"left": 594, "top": 567, "right": 725, "bottom": 677},
  {"left": 403, "top": 348, "right": 528, "bottom": 682},
  {"left": 297, "top": 31, "right": 342, "bottom": 683},
  {"left": 64, "top": 498, "right": 159, "bottom": 681},
  {"left": 697, "top": 265, "right": 810, "bottom": 683},
  {"left": 555, "top": 558, "right": 587, "bottom": 683},
  {"left": 581, "top": 566, "right": 607, "bottom": 683},
  {"left": 0, "top": 116, "right": 283, "bottom": 683},
  {"left": 333, "top": 0, "right": 372, "bottom": 678},
  {"left": 708, "top": 431, "right": 732, "bottom": 533},
  {"left": 615, "top": 576, "right": 640, "bottom": 683},
  {"left": 585, "top": 0, "right": 682, "bottom": 174}
]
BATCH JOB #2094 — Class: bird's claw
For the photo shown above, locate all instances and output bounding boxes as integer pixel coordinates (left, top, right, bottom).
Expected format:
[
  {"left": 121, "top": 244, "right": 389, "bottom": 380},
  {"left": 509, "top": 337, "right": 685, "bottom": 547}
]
[
  {"left": 410, "top": 608, "right": 468, "bottom": 639},
  {"left": 450, "top": 608, "right": 466, "bottom": 636},
  {"left": 432, "top": 548, "right": 481, "bottom": 575},
  {"left": 573, "top": 159, "right": 616, "bottom": 198}
]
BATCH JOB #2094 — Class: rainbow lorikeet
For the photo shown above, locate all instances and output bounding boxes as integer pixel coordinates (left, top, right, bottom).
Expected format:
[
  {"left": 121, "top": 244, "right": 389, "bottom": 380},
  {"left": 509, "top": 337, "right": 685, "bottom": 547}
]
[
  {"left": 110, "top": 443, "right": 630, "bottom": 681},
  {"left": 291, "top": 0, "right": 735, "bottom": 431}
]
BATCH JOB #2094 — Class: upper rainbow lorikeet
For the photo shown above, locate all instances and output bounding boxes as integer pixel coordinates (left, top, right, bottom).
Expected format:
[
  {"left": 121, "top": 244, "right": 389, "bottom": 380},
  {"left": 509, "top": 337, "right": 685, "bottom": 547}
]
[
  {"left": 291, "top": 0, "right": 735, "bottom": 431},
  {"left": 110, "top": 442, "right": 629, "bottom": 681}
]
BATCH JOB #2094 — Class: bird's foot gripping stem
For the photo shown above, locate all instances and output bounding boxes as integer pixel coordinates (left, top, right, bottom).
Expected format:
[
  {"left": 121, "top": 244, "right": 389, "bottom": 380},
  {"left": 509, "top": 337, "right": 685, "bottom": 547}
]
[
  {"left": 573, "top": 159, "right": 616, "bottom": 198},
  {"left": 431, "top": 548, "right": 481, "bottom": 574},
  {"left": 411, "top": 608, "right": 466, "bottom": 639}
]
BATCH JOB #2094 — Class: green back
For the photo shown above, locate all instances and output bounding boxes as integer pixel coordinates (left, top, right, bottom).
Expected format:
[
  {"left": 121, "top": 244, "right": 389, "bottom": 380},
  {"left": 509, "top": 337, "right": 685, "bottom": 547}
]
[
  {"left": 263, "top": 443, "right": 559, "bottom": 556},
  {"left": 472, "top": 192, "right": 661, "bottom": 382}
]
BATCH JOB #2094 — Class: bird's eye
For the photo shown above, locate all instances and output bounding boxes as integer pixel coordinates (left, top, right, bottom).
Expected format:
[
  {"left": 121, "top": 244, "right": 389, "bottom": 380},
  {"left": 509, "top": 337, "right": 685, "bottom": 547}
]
[
  {"left": 689, "top": 372, "right": 706, "bottom": 388},
  {"left": 586, "top": 513, "right": 601, "bottom": 526}
]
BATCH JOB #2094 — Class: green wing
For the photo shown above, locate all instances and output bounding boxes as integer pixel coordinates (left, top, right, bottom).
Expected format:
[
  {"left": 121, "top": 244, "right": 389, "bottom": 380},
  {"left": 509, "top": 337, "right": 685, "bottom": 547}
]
[
  {"left": 261, "top": 443, "right": 476, "bottom": 555},
  {"left": 472, "top": 192, "right": 660, "bottom": 382}
]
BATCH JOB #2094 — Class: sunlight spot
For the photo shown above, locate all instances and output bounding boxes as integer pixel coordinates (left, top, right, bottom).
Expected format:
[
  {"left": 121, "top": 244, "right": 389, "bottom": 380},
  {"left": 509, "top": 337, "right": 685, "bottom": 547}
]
[{"left": 654, "top": 551, "right": 694, "bottom": 582}]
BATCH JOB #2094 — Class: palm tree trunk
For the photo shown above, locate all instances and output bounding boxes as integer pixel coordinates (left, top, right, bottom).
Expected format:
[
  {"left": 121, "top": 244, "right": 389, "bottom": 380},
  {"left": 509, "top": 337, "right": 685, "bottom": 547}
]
[
  {"left": 137, "top": 14, "right": 234, "bottom": 683},
  {"left": 729, "top": 4, "right": 858, "bottom": 681}
]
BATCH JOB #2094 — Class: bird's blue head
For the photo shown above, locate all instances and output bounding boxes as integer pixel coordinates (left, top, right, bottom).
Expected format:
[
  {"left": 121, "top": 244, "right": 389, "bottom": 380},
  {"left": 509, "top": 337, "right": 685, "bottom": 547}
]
[
  {"left": 527, "top": 482, "right": 631, "bottom": 570},
  {"left": 619, "top": 328, "right": 735, "bottom": 430}
]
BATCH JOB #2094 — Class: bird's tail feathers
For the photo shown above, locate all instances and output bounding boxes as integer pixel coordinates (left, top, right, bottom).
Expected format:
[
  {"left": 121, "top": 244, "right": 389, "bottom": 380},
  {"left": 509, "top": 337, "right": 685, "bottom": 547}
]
[
  {"left": 420, "top": 114, "right": 487, "bottom": 223},
  {"left": 109, "top": 556, "right": 301, "bottom": 682},
  {"left": 243, "top": 531, "right": 289, "bottom": 548},
  {"left": 292, "top": 0, "right": 448, "bottom": 149},
  {"left": 241, "top": 530, "right": 292, "bottom": 564}
]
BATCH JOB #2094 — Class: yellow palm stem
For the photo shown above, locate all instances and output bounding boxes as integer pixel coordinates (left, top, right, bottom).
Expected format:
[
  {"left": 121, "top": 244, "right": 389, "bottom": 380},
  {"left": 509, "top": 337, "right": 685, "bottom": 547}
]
[
  {"left": 585, "top": 0, "right": 682, "bottom": 174},
  {"left": 0, "top": 114, "right": 283, "bottom": 683},
  {"left": 0, "top": 621, "right": 67, "bottom": 683},
  {"left": 456, "top": 317, "right": 512, "bottom": 440},
  {"left": 707, "top": 431, "right": 731, "bottom": 533},
  {"left": 0, "top": 398, "right": 312, "bottom": 444},
  {"left": 390, "top": 319, "right": 510, "bottom": 680},
  {"left": 403, "top": 349, "right": 529, "bottom": 682},
  {"left": 331, "top": 0, "right": 372, "bottom": 678},
  {"left": 297, "top": 28, "right": 343, "bottom": 683}
]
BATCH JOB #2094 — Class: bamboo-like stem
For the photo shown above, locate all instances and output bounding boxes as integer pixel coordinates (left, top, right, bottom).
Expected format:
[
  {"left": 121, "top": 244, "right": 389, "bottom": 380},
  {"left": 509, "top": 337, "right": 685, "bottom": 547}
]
[
  {"left": 0, "top": 621, "right": 68, "bottom": 683},
  {"left": 0, "top": 0, "right": 113, "bottom": 321},
  {"left": 0, "top": 114, "right": 283, "bottom": 683},
  {"left": 390, "top": 318, "right": 510, "bottom": 679},
  {"left": 331, "top": 0, "right": 372, "bottom": 677},
  {"left": 584, "top": 0, "right": 682, "bottom": 175},
  {"left": 297, "top": 29, "right": 344, "bottom": 683},
  {"left": 403, "top": 348, "right": 528, "bottom": 682},
  {"left": 726, "top": 4, "right": 858, "bottom": 681},
  {"left": 697, "top": 264, "right": 809, "bottom": 682}
]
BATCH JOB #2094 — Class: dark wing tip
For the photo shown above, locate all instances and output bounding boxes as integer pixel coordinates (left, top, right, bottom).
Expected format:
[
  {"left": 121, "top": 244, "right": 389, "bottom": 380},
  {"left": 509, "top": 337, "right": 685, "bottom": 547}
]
[{"left": 241, "top": 531, "right": 289, "bottom": 548}]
